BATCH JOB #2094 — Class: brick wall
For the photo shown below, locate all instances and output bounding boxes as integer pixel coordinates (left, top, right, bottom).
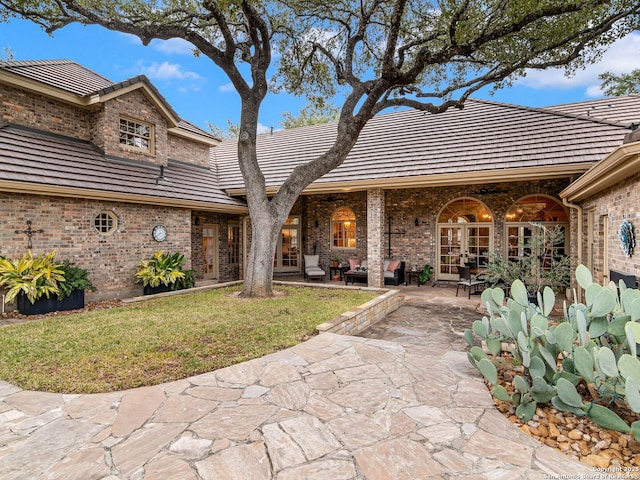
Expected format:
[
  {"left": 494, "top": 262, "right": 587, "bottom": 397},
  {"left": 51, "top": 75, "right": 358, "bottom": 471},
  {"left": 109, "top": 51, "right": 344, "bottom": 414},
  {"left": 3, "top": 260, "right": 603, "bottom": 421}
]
[
  {"left": 580, "top": 170, "right": 640, "bottom": 282},
  {"left": 168, "top": 134, "right": 211, "bottom": 168},
  {"left": 1, "top": 83, "right": 211, "bottom": 168},
  {"left": 0, "top": 84, "right": 93, "bottom": 139},
  {"left": 0, "top": 192, "right": 192, "bottom": 301},
  {"left": 299, "top": 178, "right": 571, "bottom": 276}
]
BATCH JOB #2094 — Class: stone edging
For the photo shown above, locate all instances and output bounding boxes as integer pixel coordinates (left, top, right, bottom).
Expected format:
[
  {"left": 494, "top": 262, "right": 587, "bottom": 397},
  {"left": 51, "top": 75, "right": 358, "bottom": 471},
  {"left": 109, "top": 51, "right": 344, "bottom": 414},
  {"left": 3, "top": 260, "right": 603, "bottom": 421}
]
[
  {"left": 124, "top": 280, "right": 404, "bottom": 336},
  {"left": 315, "top": 288, "right": 403, "bottom": 335}
]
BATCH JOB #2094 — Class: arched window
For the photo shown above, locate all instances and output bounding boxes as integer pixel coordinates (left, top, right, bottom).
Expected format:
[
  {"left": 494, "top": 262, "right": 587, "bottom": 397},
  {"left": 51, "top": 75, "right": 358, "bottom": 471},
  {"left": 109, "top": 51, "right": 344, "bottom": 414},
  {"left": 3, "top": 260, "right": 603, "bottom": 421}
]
[
  {"left": 505, "top": 195, "right": 568, "bottom": 223},
  {"left": 505, "top": 195, "right": 569, "bottom": 261},
  {"left": 332, "top": 207, "right": 356, "bottom": 249},
  {"left": 437, "top": 198, "right": 493, "bottom": 223}
]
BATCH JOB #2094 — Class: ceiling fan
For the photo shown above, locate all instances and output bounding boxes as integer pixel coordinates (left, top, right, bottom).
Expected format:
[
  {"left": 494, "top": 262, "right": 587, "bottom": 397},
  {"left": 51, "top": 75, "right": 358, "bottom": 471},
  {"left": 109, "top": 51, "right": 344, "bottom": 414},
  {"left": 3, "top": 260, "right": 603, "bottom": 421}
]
[
  {"left": 322, "top": 194, "right": 344, "bottom": 202},
  {"left": 473, "top": 185, "right": 508, "bottom": 195}
]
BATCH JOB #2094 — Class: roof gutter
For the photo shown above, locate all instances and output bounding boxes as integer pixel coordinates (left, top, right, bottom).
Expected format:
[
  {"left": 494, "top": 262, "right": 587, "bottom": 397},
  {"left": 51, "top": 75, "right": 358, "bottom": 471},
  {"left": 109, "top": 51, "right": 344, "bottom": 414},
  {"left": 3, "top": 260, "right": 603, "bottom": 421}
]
[
  {"left": 0, "top": 180, "right": 248, "bottom": 214},
  {"left": 562, "top": 196, "right": 583, "bottom": 302}
]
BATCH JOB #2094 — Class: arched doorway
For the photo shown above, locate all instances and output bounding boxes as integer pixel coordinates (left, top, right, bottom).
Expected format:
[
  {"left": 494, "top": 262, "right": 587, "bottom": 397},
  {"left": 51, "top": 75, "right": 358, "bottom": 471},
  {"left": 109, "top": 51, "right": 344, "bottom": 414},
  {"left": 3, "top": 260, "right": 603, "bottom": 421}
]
[{"left": 437, "top": 198, "right": 494, "bottom": 281}]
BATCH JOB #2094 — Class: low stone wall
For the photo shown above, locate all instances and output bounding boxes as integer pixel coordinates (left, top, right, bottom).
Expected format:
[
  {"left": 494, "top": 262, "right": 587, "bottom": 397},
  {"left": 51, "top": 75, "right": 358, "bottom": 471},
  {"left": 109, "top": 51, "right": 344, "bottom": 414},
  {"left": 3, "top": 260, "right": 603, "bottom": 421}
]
[
  {"left": 124, "top": 280, "right": 404, "bottom": 336},
  {"left": 315, "top": 288, "right": 404, "bottom": 335}
]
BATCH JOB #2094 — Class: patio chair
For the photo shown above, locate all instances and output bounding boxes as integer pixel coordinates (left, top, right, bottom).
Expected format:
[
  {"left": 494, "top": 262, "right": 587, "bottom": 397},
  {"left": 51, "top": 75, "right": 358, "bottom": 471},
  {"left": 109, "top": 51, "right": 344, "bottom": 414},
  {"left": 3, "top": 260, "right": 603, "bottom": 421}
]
[
  {"left": 303, "top": 255, "right": 326, "bottom": 282},
  {"left": 456, "top": 266, "right": 485, "bottom": 299}
]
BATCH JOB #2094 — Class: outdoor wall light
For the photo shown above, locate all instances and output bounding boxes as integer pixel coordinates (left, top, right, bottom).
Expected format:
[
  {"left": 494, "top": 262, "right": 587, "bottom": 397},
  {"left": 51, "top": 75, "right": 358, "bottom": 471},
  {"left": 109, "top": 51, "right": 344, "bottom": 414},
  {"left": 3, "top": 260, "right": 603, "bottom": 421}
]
[
  {"left": 314, "top": 219, "right": 319, "bottom": 228},
  {"left": 415, "top": 217, "right": 420, "bottom": 227}
]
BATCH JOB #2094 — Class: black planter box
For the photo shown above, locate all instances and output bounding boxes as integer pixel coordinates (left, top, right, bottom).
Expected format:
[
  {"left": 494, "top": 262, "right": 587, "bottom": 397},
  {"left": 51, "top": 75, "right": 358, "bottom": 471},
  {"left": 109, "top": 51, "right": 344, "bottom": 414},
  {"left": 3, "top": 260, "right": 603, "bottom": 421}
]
[
  {"left": 143, "top": 284, "right": 173, "bottom": 296},
  {"left": 17, "top": 290, "right": 85, "bottom": 315},
  {"left": 56, "top": 289, "right": 85, "bottom": 312}
]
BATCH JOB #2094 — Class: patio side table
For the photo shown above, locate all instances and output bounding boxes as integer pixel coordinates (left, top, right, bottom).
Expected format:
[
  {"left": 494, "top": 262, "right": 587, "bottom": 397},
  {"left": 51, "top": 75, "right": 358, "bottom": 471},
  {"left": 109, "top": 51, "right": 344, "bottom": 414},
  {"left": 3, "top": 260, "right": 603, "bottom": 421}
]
[{"left": 405, "top": 270, "right": 422, "bottom": 286}]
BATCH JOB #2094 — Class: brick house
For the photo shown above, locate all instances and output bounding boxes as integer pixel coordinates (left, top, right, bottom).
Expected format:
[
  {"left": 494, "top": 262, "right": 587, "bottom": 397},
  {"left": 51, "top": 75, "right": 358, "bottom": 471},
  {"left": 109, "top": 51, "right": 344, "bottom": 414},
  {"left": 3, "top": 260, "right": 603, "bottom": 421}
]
[
  {"left": 0, "top": 60, "right": 247, "bottom": 301},
  {"left": 215, "top": 96, "right": 640, "bottom": 288},
  {"left": 1, "top": 59, "right": 639, "bottom": 300}
]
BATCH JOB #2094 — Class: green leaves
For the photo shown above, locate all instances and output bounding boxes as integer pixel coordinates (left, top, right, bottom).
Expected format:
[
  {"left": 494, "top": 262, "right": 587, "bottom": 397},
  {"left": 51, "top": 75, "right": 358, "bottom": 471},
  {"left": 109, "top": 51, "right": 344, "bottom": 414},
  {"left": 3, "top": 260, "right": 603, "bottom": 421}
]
[
  {"left": 0, "top": 250, "right": 64, "bottom": 304},
  {"left": 134, "top": 250, "right": 187, "bottom": 289}
]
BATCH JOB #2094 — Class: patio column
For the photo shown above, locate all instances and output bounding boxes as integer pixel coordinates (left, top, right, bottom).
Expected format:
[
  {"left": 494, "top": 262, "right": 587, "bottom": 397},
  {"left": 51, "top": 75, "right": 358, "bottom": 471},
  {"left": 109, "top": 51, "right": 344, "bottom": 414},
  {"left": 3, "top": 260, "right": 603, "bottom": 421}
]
[{"left": 367, "top": 188, "right": 385, "bottom": 288}]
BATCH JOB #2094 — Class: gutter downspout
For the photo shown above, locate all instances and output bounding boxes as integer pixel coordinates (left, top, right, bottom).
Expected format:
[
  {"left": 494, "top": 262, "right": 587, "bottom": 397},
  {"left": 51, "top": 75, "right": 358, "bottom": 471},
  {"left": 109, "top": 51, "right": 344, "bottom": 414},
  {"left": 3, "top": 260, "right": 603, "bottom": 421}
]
[{"left": 563, "top": 197, "right": 583, "bottom": 303}]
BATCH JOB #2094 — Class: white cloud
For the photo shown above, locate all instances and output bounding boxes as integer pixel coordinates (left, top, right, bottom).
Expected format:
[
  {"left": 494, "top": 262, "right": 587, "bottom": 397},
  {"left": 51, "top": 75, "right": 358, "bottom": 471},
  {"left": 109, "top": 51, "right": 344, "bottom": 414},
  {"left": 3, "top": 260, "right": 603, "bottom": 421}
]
[
  {"left": 257, "top": 123, "right": 274, "bottom": 134},
  {"left": 135, "top": 60, "right": 202, "bottom": 81},
  {"left": 515, "top": 32, "right": 640, "bottom": 96},
  {"left": 152, "top": 38, "right": 195, "bottom": 55},
  {"left": 218, "top": 82, "right": 236, "bottom": 93}
]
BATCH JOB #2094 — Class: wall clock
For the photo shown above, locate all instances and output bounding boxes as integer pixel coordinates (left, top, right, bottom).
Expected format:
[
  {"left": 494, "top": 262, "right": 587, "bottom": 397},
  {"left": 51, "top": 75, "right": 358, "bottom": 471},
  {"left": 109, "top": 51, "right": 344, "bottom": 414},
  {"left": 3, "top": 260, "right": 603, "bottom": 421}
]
[
  {"left": 152, "top": 225, "right": 168, "bottom": 242},
  {"left": 618, "top": 220, "right": 635, "bottom": 258}
]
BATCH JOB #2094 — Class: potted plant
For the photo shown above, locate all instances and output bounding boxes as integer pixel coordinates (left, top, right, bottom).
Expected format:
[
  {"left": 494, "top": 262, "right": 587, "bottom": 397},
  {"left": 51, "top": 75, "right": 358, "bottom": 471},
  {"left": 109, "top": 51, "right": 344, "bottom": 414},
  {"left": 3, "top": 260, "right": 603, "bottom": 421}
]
[
  {"left": 56, "top": 260, "right": 97, "bottom": 311},
  {"left": 134, "top": 250, "right": 190, "bottom": 295},
  {"left": 483, "top": 222, "right": 571, "bottom": 303},
  {"left": 418, "top": 264, "right": 433, "bottom": 286},
  {"left": 0, "top": 250, "right": 65, "bottom": 315},
  {"left": 331, "top": 254, "right": 341, "bottom": 268}
]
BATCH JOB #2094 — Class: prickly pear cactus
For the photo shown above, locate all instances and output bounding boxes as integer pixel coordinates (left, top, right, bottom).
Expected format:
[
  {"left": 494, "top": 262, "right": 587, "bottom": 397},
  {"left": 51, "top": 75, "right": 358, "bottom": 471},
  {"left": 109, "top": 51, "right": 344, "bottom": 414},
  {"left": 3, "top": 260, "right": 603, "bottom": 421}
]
[{"left": 465, "top": 265, "right": 640, "bottom": 440}]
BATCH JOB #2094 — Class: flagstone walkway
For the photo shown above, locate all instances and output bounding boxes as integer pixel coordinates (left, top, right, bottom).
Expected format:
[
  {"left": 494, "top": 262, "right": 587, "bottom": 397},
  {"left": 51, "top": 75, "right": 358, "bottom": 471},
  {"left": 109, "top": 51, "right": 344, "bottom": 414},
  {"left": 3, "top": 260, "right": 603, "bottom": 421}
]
[{"left": 0, "top": 286, "right": 593, "bottom": 479}]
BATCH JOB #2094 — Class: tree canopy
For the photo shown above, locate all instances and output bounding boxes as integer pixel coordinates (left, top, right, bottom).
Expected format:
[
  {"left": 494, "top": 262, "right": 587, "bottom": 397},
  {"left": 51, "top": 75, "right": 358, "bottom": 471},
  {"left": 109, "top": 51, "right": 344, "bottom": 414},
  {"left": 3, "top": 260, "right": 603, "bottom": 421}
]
[
  {"left": 599, "top": 68, "right": 640, "bottom": 96},
  {"left": 279, "top": 101, "right": 340, "bottom": 129},
  {"left": 1, "top": 0, "right": 639, "bottom": 297}
]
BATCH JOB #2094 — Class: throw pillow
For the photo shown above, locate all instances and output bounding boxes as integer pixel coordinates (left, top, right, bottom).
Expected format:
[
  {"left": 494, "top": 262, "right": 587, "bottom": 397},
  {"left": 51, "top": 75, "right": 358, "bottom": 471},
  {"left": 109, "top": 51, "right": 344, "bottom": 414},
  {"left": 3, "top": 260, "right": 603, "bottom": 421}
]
[
  {"left": 387, "top": 260, "right": 400, "bottom": 272},
  {"left": 349, "top": 259, "right": 361, "bottom": 270}
]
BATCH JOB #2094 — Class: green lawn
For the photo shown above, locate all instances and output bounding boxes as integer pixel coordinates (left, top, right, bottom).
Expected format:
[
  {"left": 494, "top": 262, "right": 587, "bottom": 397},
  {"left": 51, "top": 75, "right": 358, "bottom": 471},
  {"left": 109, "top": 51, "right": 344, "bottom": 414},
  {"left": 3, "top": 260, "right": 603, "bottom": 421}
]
[{"left": 0, "top": 285, "right": 378, "bottom": 394}]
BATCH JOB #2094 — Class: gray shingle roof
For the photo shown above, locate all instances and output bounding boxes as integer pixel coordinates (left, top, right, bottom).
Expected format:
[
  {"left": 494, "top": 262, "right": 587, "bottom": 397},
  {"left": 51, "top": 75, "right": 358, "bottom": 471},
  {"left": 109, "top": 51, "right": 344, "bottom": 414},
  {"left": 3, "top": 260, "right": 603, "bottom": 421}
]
[
  {"left": 214, "top": 99, "right": 634, "bottom": 192},
  {"left": 0, "top": 123, "right": 246, "bottom": 211}
]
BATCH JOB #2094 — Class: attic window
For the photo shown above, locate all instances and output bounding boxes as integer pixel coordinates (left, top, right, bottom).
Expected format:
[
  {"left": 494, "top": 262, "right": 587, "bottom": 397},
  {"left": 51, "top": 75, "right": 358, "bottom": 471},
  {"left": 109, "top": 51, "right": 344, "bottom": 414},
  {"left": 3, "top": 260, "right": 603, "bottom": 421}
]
[{"left": 119, "top": 118, "right": 154, "bottom": 153}]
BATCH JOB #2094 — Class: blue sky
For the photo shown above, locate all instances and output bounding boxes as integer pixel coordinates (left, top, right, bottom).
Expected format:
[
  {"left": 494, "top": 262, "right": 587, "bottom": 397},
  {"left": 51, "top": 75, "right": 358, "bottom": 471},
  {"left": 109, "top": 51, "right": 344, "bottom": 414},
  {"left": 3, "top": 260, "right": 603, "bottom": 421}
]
[{"left": 1, "top": 18, "right": 639, "bottom": 133}]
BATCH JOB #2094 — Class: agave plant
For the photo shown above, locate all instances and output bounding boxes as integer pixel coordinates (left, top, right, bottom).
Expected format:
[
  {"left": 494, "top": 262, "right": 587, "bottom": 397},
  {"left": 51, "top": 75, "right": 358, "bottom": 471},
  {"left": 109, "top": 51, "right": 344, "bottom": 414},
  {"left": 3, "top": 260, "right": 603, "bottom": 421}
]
[
  {"left": 0, "top": 250, "right": 65, "bottom": 304},
  {"left": 134, "top": 250, "right": 186, "bottom": 289}
]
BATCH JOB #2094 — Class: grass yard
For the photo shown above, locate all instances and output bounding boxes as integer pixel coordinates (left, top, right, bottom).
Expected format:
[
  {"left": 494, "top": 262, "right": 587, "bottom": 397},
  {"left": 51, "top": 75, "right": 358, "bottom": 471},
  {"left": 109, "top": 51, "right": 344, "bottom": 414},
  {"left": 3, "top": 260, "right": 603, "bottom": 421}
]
[{"left": 0, "top": 285, "right": 379, "bottom": 394}]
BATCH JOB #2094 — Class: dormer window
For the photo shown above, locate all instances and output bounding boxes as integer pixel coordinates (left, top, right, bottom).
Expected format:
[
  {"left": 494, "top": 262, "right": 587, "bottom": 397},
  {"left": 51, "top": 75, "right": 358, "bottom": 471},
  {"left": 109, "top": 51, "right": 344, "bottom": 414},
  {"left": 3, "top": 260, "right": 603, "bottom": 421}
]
[{"left": 119, "top": 117, "right": 154, "bottom": 153}]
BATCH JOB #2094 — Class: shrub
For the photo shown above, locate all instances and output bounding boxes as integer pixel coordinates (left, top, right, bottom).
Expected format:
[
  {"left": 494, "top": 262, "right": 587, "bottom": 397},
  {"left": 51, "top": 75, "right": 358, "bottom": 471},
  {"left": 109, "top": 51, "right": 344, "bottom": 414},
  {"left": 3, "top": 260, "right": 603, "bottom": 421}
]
[
  {"left": 0, "top": 250, "right": 64, "bottom": 304},
  {"left": 57, "top": 260, "right": 97, "bottom": 300},
  {"left": 465, "top": 264, "right": 640, "bottom": 441},
  {"left": 134, "top": 250, "right": 189, "bottom": 290}
]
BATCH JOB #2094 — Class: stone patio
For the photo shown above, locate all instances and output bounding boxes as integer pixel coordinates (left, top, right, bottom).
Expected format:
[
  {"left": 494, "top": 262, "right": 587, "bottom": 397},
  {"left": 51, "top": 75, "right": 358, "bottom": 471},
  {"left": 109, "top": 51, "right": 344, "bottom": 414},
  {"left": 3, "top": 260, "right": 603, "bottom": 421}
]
[{"left": 0, "top": 283, "right": 591, "bottom": 479}]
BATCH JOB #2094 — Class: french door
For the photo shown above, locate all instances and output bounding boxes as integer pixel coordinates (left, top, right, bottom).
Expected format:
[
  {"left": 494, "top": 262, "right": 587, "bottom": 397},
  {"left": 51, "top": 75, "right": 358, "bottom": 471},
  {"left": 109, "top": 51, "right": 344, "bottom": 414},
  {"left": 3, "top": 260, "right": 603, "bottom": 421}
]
[
  {"left": 202, "top": 224, "right": 219, "bottom": 279},
  {"left": 274, "top": 217, "right": 300, "bottom": 273},
  {"left": 438, "top": 224, "right": 492, "bottom": 281}
]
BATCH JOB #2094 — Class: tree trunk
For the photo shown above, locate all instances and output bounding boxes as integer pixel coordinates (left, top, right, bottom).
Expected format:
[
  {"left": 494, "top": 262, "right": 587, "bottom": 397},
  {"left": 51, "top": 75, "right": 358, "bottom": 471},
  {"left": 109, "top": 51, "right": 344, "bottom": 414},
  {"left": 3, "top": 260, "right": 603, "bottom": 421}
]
[{"left": 241, "top": 209, "right": 281, "bottom": 297}]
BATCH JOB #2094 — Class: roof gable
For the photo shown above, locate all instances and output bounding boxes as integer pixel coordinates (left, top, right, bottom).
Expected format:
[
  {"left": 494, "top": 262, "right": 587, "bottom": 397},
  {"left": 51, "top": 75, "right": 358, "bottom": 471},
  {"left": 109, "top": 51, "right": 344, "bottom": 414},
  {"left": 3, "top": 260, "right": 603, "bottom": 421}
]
[{"left": 0, "top": 59, "right": 215, "bottom": 144}]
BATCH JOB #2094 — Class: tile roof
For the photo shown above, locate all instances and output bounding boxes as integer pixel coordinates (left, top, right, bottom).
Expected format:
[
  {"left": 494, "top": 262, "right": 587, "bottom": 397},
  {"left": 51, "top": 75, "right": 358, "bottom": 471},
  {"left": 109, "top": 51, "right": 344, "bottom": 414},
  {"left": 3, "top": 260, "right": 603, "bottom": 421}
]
[
  {"left": 0, "top": 59, "right": 114, "bottom": 96},
  {"left": 543, "top": 94, "right": 640, "bottom": 126},
  {"left": 0, "top": 123, "right": 246, "bottom": 212},
  {"left": 214, "top": 99, "right": 635, "bottom": 192}
]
